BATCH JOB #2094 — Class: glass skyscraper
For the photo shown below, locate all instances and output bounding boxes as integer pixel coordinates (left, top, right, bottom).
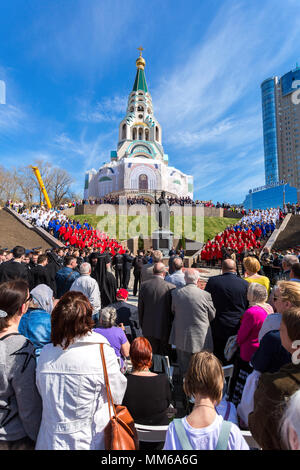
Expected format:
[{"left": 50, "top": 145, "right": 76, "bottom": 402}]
[
  {"left": 243, "top": 68, "right": 300, "bottom": 209},
  {"left": 261, "top": 67, "right": 300, "bottom": 189},
  {"left": 261, "top": 77, "right": 279, "bottom": 184}
]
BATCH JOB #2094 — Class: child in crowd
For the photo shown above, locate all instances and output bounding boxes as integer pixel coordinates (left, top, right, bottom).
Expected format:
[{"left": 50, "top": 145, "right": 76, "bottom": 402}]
[{"left": 163, "top": 351, "right": 249, "bottom": 450}]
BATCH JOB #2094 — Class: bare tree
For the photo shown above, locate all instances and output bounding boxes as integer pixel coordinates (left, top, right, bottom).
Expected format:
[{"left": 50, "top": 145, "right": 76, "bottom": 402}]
[
  {"left": 4, "top": 160, "right": 74, "bottom": 208},
  {"left": 0, "top": 166, "right": 21, "bottom": 203},
  {"left": 48, "top": 167, "right": 73, "bottom": 207},
  {"left": 17, "top": 165, "right": 36, "bottom": 205}
]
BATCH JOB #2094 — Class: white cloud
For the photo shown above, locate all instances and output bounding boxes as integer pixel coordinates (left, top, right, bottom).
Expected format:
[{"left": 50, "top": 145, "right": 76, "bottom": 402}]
[
  {"left": 77, "top": 95, "right": 127, "bottom": 123},
  {"left": 0, "top": 104, "right": 27, "bottom": 133},
  {"left": 152, "top": 1, "right": 300, "bottom": 145},
  {"left": 53, "top": 129, "right": 116, "bottom": 171},
  {"left": 146, "top": 0, "right": 300, "bottom": 202}
]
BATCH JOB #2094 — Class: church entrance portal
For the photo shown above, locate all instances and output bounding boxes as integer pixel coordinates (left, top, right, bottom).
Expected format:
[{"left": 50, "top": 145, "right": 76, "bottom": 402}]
[{"left": 139, "top": 174, "right": 148, "bottom": 190}]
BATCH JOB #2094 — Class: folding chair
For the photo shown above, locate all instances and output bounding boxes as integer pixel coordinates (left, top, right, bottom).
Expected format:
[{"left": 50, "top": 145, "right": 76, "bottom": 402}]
[
  {"left": 222, "top": 364, "right": 234, "bottom": 400},
  {"left": 241, "top": 430, "right": 261, "bottom": 450},
  {"left": 163, "top": 355, "right": 174, "bottom": 384},
  {"left": 135, "top": 423, "right": 169, "bottom": 443}
]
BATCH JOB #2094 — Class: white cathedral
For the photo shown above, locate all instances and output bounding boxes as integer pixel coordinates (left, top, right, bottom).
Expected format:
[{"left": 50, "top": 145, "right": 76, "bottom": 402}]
[{"left": 84, "top": 50, "right": 193, "bottom": 201}]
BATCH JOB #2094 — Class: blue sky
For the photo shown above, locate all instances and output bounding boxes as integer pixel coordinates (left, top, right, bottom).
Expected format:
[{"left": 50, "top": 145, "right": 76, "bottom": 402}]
[{"left": 0, "top": 0, "right": 300, "bottom": 203}]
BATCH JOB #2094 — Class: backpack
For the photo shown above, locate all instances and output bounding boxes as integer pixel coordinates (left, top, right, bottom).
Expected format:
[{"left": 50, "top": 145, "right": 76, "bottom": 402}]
[{"left": 173, "top": 418, "right": 232, "bottom": 450}]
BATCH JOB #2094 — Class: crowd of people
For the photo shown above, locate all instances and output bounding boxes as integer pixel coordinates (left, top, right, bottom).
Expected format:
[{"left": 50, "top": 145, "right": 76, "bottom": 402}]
[
  {"left": 18, "top": 207, "right": 126, "bottom": 255},
  {"left": 199, "top": 208, "right": 283, "bottom": 267},
  {"left": 0, "top": 236, "right": 300, "bottom": 451},
  {"left": 6, "top": 197, "right": 246, "bottom": 212},
  {"left": 1, "top": 201, "right": 300, "bottom": 451},
  {"left": 74, "top": 197, "right": 246, "bottom": 210}
]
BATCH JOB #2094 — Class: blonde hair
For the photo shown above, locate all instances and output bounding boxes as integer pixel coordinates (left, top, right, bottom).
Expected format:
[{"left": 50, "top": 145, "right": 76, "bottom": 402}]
[
  {"left": 276, "top": 281, "right": 300, "bottom": 307},
  {"left": 243, "top": 256, "right": 261, "bottom": 274},
  {"left": 183, "top": 351, "right": 224, "bottom": 405}
]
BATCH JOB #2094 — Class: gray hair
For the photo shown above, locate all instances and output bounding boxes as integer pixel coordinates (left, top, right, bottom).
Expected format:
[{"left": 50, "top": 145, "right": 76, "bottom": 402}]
[
  {"left": 184, "top": 268, "right": 200, "bottom": 284},
  {"left": 283, "top": 255, "right": 299, "bottom": 269},
  {"left": 247, "top": 282, "right": 268, "bottom": 304},
  {"left": 80, "top": 262, "right": 91, "bottom": 275},
  {"left": 280, "top": 389, "right": 300, "bottom": 450},
  {"left": 99, "top": 306, "right": 117, "bottom": 328}
]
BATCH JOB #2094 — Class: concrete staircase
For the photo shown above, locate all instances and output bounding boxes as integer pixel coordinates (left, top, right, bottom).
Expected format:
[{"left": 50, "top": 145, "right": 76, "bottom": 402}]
[
  {"left": 273, "top": 214, "right": 300, "bottom": 250},
  {"left": 0, "top": 208, "right": 64, "bottom": 250}
]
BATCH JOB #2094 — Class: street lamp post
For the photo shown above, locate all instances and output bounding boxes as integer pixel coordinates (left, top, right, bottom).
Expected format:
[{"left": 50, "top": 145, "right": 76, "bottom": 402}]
[{"left": 283, "top": 181, "right": 287, "bottom": 212}]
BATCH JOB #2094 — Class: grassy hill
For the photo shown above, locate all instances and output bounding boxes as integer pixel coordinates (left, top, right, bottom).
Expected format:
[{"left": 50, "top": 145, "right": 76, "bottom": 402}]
[{"left": 71, "top": 214, "right": 239, "bottom": 243}]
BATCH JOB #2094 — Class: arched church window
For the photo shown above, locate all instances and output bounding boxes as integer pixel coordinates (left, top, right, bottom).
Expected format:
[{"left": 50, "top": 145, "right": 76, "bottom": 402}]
[
  {"left": 130, "top": 106, "right": 134, "bottom": 112},
  {"left": 139, "top": 174, "right": 148, "bottom": 190},
  {"left": 132, "top": 128, "right": 137, "bottom": 140},
  {"left": 137, "top": 105, "right": 144, "bottom": 112},
  {"left": 122, "top": 123, "right": 126, "bottom": 140},
  {"left": 147, "top": 108, "right": 151, "bottom": 114},
  {"left": 138, "top": 128, "right": 143, "bottom": 140},
  {"left": 155, "top": 126, "right": 159, "bottom": 141},
  {"left": 138, "top": 92, "right": 143, "bottom": 96},
  {"left": 145, "top": 129, "right": 149, "bottom": 141}
]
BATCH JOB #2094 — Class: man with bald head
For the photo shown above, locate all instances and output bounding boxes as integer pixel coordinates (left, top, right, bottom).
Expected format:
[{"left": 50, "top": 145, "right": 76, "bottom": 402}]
[
  {"left": 138, "top": 261, "right": 176, "bottom": 355},
  {"left": 205, "top": 258, "right": 249, "bottom": 364}
]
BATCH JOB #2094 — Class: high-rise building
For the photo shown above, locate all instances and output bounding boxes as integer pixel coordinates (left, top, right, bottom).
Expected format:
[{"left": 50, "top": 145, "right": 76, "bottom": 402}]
[
  {"left": 261, "top": 67, "right": 300, "bottom": 188},
  {"left": 84, "top": 50, "right": 193, "bottom": 200}
]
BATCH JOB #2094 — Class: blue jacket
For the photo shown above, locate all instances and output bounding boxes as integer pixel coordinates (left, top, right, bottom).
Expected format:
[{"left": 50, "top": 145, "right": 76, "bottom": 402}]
[
  {"left": 55, "top": 267, "right": 80, "bottom": 298},
  {"left": 18, "top": 308, "right": 51, "bottom": 358}
]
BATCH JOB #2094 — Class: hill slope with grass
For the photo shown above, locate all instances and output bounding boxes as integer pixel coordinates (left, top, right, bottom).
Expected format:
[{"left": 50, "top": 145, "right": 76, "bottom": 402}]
[{"left": 71, "top": 214, "right": 240, "bottom": 244}]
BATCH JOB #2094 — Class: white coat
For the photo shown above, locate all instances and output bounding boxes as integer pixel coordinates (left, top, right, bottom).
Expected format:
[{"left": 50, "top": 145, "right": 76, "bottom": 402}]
[{"left": 35, "top": 331, "right": 127, "bottom": 450}]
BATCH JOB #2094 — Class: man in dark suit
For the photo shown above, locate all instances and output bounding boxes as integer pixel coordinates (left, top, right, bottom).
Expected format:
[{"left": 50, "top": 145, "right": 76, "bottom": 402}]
[
  {"left": 112, "top": 249, "right": 124, "bottom": 289},
  {"left": 138, "top": 262, "right": 176, "bottom": 356},
  {"left": 108, "top": 288, "right": 142, "bottom": 343},
  {"left": 132, "top": 251, "right": 147, "bottom": 296},
  {"left": 0, "top": 246, "right": 30, "bottom": 284},
  {"left": 32, "top": 254, "right": 52, "bottom": 289},
  {"left": 205, "top": 259, "right": 249, "bottom": 364},
  {"left": 46, "top": 249, "right": 64, "bottom": 297},
  {"left": 122, "top": 249, "right": 134, "bottom": 289}
]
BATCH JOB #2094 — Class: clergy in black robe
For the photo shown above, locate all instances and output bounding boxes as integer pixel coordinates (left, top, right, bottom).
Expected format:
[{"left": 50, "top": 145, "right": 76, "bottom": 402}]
[{"left": 92, "top": 254, "right": 117, "bottom": 308}]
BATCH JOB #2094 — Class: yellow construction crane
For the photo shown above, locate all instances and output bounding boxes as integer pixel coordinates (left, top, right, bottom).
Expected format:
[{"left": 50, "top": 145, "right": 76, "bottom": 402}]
[{"left": 30, "top": 166, "right": 52, "bottom": 209}]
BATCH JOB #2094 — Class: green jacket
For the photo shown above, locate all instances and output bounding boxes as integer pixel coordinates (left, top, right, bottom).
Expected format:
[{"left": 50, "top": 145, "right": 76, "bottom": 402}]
[{"left": 248, "top": 362, "right": 300, "bottom": 450}]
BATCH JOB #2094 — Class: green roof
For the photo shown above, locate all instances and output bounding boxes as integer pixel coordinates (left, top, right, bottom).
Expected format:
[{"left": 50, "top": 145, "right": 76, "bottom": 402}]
[
  {"left": 132, "top": 68, "right": 148, "bottom": 93},
  {"left": 99, "top": 176, "right": 112, "bottom": 182}
]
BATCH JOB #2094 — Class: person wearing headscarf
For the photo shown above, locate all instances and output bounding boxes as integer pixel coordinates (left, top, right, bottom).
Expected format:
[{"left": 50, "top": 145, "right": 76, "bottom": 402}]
[
  {"left": 92, "top": 253, "right": 117, "bottom": 308},
  {"left": 18, "top": 284, "right": 54, "bottom": 358}
]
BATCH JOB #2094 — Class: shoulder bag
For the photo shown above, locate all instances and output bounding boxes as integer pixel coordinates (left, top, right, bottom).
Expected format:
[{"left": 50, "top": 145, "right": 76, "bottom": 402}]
[{"left": 100, "top": 343, "right": 139, "bottom": 450}]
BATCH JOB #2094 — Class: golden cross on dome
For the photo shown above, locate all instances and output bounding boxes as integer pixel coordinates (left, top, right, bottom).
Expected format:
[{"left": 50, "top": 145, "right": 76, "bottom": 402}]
[{"left": 138, "top": 46, "right": 144, "bottom": 56}]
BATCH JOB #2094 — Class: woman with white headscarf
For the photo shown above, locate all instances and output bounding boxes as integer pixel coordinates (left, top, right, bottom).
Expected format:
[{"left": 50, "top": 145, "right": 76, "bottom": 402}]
[{"left": 19, "top": 284, "right": 54, "bottom": 358}]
